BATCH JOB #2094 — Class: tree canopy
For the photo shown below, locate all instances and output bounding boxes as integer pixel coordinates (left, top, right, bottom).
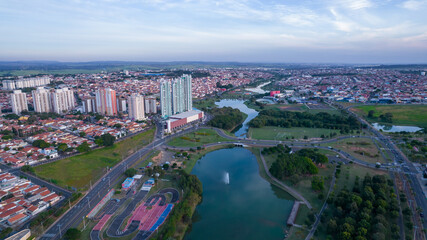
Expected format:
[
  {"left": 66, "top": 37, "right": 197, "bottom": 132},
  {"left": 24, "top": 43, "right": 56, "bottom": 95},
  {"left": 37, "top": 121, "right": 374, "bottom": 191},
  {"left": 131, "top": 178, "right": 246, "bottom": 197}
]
[
  {"left": 249, "top": 109, "right": 360, "bottom": 133},
  {"left": 208, "top": 107, "right": 245, "bottom": 131}
]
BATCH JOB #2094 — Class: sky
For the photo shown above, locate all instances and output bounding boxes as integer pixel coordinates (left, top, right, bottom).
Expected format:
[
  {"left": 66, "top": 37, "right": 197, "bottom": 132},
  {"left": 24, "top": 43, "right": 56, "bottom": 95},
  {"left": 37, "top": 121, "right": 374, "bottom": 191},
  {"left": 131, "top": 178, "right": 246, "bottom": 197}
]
[{"left": 0, "top": 0, "right": 427, "bottom": 63}]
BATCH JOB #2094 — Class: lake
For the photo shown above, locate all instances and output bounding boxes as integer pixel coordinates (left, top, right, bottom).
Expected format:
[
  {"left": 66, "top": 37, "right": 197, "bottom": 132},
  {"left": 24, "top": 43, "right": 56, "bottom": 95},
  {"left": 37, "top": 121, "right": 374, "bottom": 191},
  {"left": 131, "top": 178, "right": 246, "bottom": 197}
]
[
  {"left": 184, "top": 148, "right": 294, "bottom": 240},
  {"left": 215, "top": 99, "right": 258, "bottom": 138},
  {"left": 372, "top": 123, "right": 423, "bottom": 132}
]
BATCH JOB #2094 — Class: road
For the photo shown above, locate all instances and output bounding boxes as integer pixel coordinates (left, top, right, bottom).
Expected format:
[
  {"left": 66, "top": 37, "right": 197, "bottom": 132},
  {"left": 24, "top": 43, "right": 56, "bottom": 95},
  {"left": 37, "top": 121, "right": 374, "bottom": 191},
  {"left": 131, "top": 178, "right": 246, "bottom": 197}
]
[
  {"left": 340, "top": 103, "right": 427, "bottom": 238},
  {"left": 38, "top": 123, "right": 205, "bottom": 239},
  {"left": 23, "top": 104, "right": 426, "bottom": 239}
]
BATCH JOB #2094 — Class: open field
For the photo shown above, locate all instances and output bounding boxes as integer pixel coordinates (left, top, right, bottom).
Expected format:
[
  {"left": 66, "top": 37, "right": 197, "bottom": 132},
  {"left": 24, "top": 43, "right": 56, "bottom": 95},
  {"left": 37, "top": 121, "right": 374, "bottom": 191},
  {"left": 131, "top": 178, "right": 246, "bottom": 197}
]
[
  {"left": 167, "top": 129, "right": 229, "bottom": 148},
  {"left": 321, "top": 137, "right": 387, "bottom": 164},
  {"left": 353, "top": 105, "right": 427, "bottom": 128},
  {"left": 34, "top": 129, "right": 155, "bottom": 190},
  {"left": 334, "top": 163, "right": 387, "bottom": 191},
  {"left": 249, "top": 126, "right": 342, "bottom": 140}
]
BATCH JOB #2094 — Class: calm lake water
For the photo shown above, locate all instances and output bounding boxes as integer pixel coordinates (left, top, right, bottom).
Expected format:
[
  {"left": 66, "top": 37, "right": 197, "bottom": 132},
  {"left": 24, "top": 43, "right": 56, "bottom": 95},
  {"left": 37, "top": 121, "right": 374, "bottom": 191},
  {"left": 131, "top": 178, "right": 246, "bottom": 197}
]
[
  {"left": 184, "top": 148, "right": 294, "bottom": 240},
  {"left": 215, "top": 99, "right": 258, "bottom": 138},
  {"left": 372, "top": 123, "right": 423, "bottom": 132}
]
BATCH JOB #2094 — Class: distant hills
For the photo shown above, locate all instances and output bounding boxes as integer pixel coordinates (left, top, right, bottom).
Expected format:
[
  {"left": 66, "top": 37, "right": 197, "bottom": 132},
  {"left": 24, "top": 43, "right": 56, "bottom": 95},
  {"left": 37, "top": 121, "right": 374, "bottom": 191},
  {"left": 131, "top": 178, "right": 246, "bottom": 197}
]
[{"left": 0, "top": 61, "right": 425, "bottom": 76}]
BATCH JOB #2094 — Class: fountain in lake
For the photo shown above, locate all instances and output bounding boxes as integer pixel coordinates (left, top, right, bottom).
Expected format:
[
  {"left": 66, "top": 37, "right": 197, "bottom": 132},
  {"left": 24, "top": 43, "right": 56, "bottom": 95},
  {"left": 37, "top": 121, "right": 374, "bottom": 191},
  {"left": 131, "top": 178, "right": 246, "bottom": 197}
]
[{"left": 224, "top": 172, "right": 230, "bottom": 184}]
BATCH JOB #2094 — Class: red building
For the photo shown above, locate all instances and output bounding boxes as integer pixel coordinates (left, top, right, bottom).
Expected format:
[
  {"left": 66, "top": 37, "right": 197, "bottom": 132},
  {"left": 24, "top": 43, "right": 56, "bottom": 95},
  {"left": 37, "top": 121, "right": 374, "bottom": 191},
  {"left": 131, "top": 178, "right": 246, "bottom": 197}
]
[{"left": 270, "top": 91, "right": 280, "bottom": 97}]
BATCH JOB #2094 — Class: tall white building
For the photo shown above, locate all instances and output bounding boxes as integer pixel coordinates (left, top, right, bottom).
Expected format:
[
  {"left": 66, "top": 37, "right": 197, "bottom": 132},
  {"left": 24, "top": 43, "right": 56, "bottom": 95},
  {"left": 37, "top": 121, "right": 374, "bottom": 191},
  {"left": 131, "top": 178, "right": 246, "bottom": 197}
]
[
  {"left": 95, "top": 88, "right": 117, "bottom": 116},
  {"left": 182, "top": 74, "right": 193, "bottom": 111},
  {"left": 3, "top": 77, "right": 51, "bottom": 90},
  {"left": 32, "top": 87, "right": 52, "bottom": 113},
  {"left": 10, "top": 90, "right": 28, "bottom": 115},
  {"left": 128, "top": 94, "right": 145, "bottom": 120},
  {"left": 82, "top": 97, "right": 96, "bottom": 113},
  {"left": 51, "top": 87, "right": 75, "bottom": 114},
  {"left": 160, "top": 75, "right": 192, "bottom": 118},
  {"left": 171, "top": 77, "right": 184, "bottom": 114},
  {"left": 160, "top": 80, "right": 172, "bottom": 118},
  {"left": 145, "top": 97, "right": 157, "bottom": 114}
]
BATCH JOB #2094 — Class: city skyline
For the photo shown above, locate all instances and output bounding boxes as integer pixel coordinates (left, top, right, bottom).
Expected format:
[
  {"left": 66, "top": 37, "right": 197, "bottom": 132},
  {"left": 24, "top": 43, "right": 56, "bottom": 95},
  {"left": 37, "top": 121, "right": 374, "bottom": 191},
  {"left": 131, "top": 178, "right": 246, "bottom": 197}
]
[{"left": 1, "top": 0, "right": 427, "bottom": 63}]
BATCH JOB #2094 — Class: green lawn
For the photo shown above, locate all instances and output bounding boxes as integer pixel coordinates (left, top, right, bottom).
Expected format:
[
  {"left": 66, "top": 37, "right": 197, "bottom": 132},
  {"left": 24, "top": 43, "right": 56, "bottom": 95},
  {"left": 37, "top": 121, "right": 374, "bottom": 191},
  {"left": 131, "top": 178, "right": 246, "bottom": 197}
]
[
  {"left": 167, "top": 129, "right": 230, "bottom": 148},
  {"left": 249, "top": 126, "right": 342, "bottom": 140},
  {"left": 353, "top": 105, "right": 427, "bottom": 128},
  {"left": 334, "top": 163, "right": 387, "bottom": 191},
  {"left": 34, "top": 129, "right": 155, "bottom": 190}
]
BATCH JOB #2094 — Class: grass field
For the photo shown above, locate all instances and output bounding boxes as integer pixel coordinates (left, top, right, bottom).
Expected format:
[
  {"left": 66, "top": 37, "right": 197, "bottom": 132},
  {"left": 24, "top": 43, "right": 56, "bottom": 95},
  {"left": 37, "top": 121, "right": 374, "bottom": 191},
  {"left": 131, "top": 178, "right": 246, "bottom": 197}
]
[
  {"left": 322, "top": 137, "right": 387, "bottom": 164},
  {"left": 333, "top": 163, "right": 387, "bottom": 192},
  {"left": 167, "top": 129, "right": 229, "bottom": 148},
  {"left": 249, "top": 126, "right": 342, "bottom": 140},
  {"left": 34, "top": 129, "right": 155, "bottom": 190},
  {"left": 353, "top": 105, "right": 427, "bottom": 128}
]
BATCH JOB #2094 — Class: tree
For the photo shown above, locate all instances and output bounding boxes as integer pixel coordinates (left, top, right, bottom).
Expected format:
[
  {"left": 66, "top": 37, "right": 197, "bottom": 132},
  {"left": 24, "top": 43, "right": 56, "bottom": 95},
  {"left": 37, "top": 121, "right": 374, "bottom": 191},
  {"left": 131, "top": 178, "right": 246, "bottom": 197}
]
[
  {"left": 79, "top": 131, "right": 86, "bottom": 137},
  {"left": 368, "top": 110, "right": 375, "bottom": 118},
  {"left": 21, "top": 165, "right": 34, "bottom": 173},
  {"left": 311, "top": 176, "right": 325, "bottom": 191},
  {"left": 163, "top": 164, "right": 169, "bottom": 170},
  {"left": 113, "top": 123, "right": 122, "bottom": 129},
  {"left": 57, "top": 143, "right": 68, "bottom": 152},
  {"left": 76, "top": 141, "right": 91, "bottom": 153},
  {"left": 64, "top": 228, "right": 81, "bottom": 240},
  {"left": 100, "top": 133, "right": 115, "bottom": 146},
  {"left": 124, "top": 168, "right": 137, "bottom": 177},
  {"left": 32, "top": 139, "right": 50, "bottom": 149}
]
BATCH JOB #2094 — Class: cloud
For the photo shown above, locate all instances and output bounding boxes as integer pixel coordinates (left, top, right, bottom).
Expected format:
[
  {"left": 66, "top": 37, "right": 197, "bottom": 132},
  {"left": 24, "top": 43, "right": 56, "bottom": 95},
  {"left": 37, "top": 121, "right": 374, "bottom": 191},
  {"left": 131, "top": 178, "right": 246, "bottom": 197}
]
[{"left": 401, "top": 0, "right": 427, "bottom": 10}]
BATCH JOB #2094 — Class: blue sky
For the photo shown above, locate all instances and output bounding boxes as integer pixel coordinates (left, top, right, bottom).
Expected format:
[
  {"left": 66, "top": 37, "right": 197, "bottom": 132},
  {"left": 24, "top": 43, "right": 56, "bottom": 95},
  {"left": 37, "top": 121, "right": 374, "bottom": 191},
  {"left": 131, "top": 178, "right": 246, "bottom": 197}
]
[{"left": 1, "top": 0, "right": 427, "bottom": 63}]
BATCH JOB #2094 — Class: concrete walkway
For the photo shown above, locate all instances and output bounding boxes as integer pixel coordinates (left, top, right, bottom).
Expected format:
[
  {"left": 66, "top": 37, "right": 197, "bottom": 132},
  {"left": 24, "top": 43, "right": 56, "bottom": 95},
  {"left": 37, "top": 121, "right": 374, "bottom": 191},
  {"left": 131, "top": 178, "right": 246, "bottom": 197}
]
[{"left": 259, "top": 150, "right": 312, "bottom": 209}]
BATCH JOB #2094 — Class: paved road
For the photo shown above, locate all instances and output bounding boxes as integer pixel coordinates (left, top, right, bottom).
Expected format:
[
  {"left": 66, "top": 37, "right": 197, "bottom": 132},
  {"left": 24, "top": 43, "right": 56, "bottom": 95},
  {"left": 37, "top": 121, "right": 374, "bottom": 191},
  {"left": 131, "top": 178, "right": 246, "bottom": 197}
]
[
  {"left": 39, "top": 122, "right": 205, "bottom": 239},
  {"left": 34, "top": 104, "right": 426, "bottom": 239}
]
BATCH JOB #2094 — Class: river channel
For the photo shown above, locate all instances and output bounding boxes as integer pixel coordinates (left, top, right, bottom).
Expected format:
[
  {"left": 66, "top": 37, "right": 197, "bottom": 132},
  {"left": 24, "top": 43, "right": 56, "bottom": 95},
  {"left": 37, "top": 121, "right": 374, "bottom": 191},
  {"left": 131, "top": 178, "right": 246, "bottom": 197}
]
[
  {"left": 215, "top": 99, "right": 258, "bottom": 138},
  {"left": 184, "top": 148, "right": 294, "bottom": 240}
]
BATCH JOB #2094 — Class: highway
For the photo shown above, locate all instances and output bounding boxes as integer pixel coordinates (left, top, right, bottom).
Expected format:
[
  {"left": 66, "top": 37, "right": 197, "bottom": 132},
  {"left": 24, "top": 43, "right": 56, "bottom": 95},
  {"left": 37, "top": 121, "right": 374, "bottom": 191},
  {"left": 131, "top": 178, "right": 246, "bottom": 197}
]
[
  {"left": 28, "top": 106, "right": 426, "bottom": 239},
  {"left": 38, "top": 122, "right": 205, "bottom": 239}
]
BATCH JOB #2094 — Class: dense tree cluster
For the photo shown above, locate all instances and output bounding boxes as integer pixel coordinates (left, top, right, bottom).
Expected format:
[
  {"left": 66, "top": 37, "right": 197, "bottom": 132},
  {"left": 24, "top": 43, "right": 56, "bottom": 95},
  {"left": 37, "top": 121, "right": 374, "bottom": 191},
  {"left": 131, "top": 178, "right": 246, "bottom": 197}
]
[
  {"left": 154, "top": 171, "right": 203, "bottom": 239},
  {"left": 76, "top": 141, "right": 91, "bottom": 153},
  {"left": 95, "top": 133, "right": 115, "bottom": 147},
  {"left": 249, "top": 109, "right": 360, "bottom": 133},
  {"left": 32, "top": 139, "right": 50, "bottom": 149},
  {"left": 296, "top": 149, "right": 328, "bottom": 165},
  {"left": 124, "top": 168, "right": 137, "bottom": 177},
  {"left": 264, "top": 146, "right": 327, "bottom": 180},
  {"left": 322, "top": 174, "right": 401, "bottom": 240},
  {"left": 208, "top": 107, "right": 245, "bottom": 131}
]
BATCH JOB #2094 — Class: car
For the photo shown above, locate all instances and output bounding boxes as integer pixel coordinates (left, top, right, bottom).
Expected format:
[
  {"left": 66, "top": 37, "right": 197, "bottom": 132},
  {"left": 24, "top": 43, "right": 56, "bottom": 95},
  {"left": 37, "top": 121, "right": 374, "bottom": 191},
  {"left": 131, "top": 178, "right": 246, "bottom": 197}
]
[{"left": 420, "top": 212, "right": 424, "bottom": 218}]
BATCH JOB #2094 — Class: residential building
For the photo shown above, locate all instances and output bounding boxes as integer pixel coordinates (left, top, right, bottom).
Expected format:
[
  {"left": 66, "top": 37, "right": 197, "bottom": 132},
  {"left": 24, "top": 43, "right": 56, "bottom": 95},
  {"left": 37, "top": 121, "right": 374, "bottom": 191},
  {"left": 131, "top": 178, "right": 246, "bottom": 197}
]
[
  {"left": 10, "top": 90, "right": 28, "bottom": 115},
  {"left": 2, "top": 77, "right": 51, "bottom": 90},
  {"left": 182, "top": 74, "right": 193, "bottom": 111},
  {"left": 82, "top": 96, "right": 96, "bottom": 113},
  {"left": 51, "top": 87, "right": 75, "bottom": 114},
  {"left": 95, "top": 88, "right": 117, "bottom": 116},
  {"left": 117, "top": 97, "right": 127, "bottom": 113},
  {"left": 160, "top": 74, "right": 192, "bottom": 118},
  {"left": 160, "top": 80, "right": 172, "bottom": 118},
  {"left": 145, "top": 97, "right": 157, "bottom": 114},
  {"left": 128, "top": 94, "right": 145, "bottom": 120},
  {"left": 32, "top": 87, "right": 52, "bottom": 113}
]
